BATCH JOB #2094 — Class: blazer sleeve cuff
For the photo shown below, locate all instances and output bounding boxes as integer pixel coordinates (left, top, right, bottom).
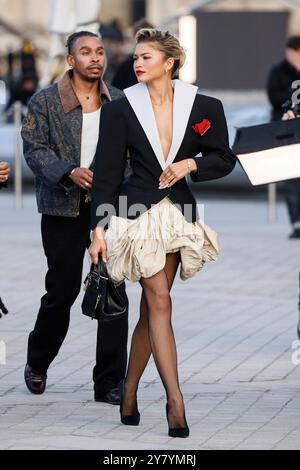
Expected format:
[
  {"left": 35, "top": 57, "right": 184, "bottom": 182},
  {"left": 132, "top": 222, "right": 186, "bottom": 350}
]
[
  {"left": 58, "top": 164, "right": 77, "bottom": 191},
  {"left": 190, "top": 151, "right": 236, "bottom": 183}
]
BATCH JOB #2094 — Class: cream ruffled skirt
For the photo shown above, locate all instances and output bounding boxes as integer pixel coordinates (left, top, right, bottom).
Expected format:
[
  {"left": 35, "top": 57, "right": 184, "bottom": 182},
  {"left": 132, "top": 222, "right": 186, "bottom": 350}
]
[{"left": 104, "top": 197, "right": 219, "bottom": 284}]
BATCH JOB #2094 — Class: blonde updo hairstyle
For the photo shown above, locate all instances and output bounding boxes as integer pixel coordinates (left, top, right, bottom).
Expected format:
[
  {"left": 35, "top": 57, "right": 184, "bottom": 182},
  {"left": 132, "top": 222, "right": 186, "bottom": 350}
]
[{"left": 135, "top": 28, "right": 186, "bottom": 77}]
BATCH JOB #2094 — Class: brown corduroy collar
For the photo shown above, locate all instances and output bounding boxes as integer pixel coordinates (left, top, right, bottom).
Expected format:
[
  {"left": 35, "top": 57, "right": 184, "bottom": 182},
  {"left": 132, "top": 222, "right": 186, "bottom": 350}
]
[{"left": 57, "top": 70, "right": 111, "bottom": 113}]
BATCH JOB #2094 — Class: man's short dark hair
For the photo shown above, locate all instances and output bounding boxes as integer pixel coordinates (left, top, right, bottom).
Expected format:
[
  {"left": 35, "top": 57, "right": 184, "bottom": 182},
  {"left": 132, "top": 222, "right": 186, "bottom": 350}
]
[
  {"left": 286, "top": 36, "right": 300, "bottom": 51},
  {"left": 66, "top": 31, "right": 101, "bottom": 54}
]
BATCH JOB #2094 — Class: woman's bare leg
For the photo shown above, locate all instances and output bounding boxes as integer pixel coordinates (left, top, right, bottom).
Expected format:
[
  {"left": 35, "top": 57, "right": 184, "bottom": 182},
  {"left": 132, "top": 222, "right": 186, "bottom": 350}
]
[{"left": 122, "top": 253, "right": 180, "bottom": 418}]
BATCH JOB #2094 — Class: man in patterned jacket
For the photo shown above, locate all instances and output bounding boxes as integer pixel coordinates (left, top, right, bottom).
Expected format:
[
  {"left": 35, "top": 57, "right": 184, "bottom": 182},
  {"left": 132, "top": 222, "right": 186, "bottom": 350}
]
[{"left": 21, "top": 31, "right": 128, "bottom": 403}]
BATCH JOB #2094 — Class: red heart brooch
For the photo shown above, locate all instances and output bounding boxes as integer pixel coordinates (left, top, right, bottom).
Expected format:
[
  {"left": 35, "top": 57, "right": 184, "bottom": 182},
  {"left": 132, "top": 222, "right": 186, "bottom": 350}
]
[{"left": 192, "top": 119, "right": 211, "bottom": 136}]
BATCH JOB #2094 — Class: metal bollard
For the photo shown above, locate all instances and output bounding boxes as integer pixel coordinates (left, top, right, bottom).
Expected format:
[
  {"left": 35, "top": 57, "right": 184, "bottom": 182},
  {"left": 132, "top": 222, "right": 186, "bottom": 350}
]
[
  {"left": 14, "top": 101, "right": 23, "bottom": 212},
  {"left": 268, "top": 183, "right": 277, "bottom": 223}
]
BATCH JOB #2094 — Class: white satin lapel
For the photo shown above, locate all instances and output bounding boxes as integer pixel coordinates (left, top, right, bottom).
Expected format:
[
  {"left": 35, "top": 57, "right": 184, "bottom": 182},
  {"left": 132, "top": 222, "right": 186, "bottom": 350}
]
[
  {"left": 124, "top": 83, "right": 166, "bottom": 170},
  {"left": 124, "top": 80, "right": 198, "bottom": 170},
  {"left": 166, "top": 80, "right": 198, "bottom": 167}
]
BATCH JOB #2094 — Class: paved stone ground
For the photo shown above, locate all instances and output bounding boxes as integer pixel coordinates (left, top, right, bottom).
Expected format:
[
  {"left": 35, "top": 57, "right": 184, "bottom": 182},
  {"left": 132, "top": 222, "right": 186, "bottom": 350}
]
[{"left": 0, "top": 190, "right": 300, "bottom": 450}]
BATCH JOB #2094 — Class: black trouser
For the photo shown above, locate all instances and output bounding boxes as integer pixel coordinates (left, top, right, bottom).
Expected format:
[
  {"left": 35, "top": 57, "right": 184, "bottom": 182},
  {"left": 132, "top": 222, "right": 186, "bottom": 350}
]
[
  {"left": 284, "top": 179, "right": 300, "bottom": 227},
  {"left": 27, "top": 192, "right": 128, "bottom": 395}
]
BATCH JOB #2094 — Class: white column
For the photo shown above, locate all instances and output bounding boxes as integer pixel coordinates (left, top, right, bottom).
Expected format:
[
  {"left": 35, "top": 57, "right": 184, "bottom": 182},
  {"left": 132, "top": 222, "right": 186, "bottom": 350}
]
[{"left": 179, "top": 14, "right": 197, "bottom": 83}]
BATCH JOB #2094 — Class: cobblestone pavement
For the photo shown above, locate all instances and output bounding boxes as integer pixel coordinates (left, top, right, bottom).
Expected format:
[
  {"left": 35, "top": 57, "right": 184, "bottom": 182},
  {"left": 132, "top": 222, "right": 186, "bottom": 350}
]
[{"left": 0, "top": 191, "right": 300, "bottom": 450}]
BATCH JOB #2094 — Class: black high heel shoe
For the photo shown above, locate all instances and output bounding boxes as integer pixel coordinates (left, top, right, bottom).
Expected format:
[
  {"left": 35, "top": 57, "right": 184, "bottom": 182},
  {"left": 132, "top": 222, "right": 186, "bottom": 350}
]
[
  {"left": 166, "top": 404, "right": 190, "bottom": 438},
  {"left": 0, "top": 298, "right": 8, "bottom": 316},
  {"left": 119, "top": 380, "right": 140, "bottom": 426}
]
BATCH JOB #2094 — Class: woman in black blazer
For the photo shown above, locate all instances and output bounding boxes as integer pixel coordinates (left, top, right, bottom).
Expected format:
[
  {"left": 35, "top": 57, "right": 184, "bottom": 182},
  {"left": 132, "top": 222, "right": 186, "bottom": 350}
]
[{"left": 90, "top": 29, "right": 236, "bottom": 438}]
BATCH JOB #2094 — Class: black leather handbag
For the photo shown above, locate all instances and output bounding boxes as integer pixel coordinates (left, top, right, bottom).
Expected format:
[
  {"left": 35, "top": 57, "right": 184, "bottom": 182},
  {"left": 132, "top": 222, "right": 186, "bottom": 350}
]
[{"left": 81, "top": 258, "right": 128, "bottom": 321}]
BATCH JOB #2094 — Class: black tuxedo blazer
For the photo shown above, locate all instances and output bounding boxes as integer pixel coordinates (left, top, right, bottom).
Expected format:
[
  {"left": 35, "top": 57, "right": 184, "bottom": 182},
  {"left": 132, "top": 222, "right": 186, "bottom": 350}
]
[{"left": 91, "top": 80, "right": 236, "bottom": 229}]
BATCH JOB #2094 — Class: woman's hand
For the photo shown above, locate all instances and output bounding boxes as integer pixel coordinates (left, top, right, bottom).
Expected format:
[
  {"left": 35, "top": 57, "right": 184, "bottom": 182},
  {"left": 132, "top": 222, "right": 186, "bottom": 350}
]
[
  {"left": 159, "top": 159, "right": 197, "bottom": 189},
  {"left": 89, "top": 226, "right": 107, "bottom": 264},
  {"left": 0, "top": 162, "right": 10, "bottom": 183}
]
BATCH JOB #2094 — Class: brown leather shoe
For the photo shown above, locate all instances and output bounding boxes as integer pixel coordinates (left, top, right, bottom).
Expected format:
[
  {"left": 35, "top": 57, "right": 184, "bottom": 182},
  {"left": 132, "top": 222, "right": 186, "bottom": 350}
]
[{"left": 24, "top": 363, "right": 47, "bottom": 394}]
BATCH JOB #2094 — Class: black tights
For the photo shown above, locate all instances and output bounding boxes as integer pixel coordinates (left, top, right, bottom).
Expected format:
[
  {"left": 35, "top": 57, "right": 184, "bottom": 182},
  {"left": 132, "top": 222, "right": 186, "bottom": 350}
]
[{"left": 123, "top": 252, "right": 187, "bottom": 428}]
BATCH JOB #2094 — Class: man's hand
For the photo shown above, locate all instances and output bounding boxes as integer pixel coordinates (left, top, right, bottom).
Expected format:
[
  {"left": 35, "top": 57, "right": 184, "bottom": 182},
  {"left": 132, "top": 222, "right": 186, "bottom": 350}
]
[
  {"left": 89, "top": 226, "right": 107, "bottom": 264},
  {"left": 159, "top": 159, "right": 197, "bottom": 189},
  {"left": 0, "top": 162, "right": 10, "bottom": 183},
  {"left": 69, "top": 168, "right": 93, "bottom": 189}
]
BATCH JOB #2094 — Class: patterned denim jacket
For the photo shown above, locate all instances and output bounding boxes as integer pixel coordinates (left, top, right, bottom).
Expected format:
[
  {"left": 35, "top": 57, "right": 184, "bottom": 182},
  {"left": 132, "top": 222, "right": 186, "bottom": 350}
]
[{"left": 21, "top": 70, "right": 124, "bottom": 217}]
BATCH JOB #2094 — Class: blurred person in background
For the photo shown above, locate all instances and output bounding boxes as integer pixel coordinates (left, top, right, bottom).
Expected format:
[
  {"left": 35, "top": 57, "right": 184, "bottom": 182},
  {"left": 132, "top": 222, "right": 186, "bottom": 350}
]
[
  {"left": 4, "top": 73, "right": 38, "bottom": 117},
  {"left": 20, "top": 39, "right": 38, "bottom": 77},
  {"left": 21, "top": 31, "right": 128, "bottom": 404},
  {"left": 4, "top": 39, "right": 38, "bottom": 121},
  {"left": 99, "top": 18, "right": 126, "bottom": 84},
  {"left": 267, "top": 36, "right": 300, "bottom": 239},
  {"left": 111, "top": 18, "right": 154, "bottom": 91}
]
